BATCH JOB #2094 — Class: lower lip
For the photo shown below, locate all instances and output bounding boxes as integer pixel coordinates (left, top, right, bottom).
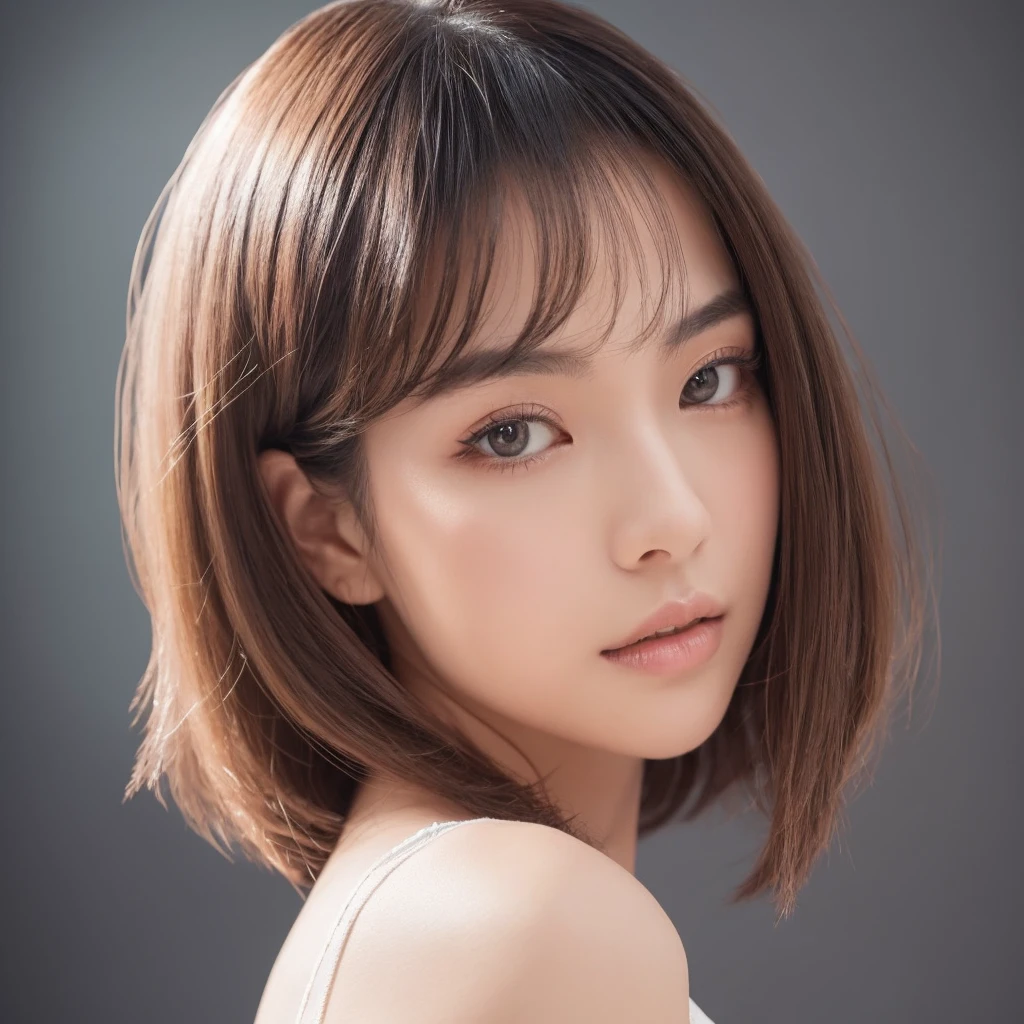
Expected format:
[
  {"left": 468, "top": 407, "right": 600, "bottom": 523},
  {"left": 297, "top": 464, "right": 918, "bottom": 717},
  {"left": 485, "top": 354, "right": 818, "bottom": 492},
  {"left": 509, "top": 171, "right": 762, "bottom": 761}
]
[{"left": 600, "top": 616, "right": 724, "bottom": 674}]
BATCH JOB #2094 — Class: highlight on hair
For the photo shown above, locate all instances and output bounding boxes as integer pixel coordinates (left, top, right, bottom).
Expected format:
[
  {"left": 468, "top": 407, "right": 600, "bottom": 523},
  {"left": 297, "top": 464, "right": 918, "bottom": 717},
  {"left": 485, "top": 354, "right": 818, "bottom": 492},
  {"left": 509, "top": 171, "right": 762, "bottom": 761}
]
[{"left": 115, "top": 0, "right": 938, "bottom": 919}]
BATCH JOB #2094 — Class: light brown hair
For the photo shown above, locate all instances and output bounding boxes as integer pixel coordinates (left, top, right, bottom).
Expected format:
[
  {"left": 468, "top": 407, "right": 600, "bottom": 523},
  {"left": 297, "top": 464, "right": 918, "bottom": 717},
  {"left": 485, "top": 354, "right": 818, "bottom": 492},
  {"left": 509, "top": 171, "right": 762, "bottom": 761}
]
[{"left": 116, "top": 0, "right": 936, "bottom": 920}]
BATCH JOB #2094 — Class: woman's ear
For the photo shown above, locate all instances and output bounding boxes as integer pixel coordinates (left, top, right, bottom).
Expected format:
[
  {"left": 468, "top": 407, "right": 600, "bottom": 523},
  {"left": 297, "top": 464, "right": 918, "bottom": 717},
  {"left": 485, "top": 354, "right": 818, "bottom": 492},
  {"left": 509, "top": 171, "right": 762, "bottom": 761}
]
[{"left": 256, "top": 448, "right": 386, "bottom": 606}]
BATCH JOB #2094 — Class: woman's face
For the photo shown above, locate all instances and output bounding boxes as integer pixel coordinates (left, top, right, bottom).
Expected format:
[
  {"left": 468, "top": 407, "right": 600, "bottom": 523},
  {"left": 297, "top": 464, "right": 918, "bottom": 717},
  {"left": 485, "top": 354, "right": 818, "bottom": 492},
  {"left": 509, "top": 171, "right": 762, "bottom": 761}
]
[{"left": 357, "top": 159, "right": 779, "bottom": 764}]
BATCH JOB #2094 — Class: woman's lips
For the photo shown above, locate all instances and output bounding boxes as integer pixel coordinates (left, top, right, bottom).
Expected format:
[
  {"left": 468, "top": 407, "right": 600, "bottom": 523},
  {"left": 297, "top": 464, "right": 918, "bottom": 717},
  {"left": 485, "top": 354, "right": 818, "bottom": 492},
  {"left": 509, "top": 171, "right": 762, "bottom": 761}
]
[
  {"left": 603, "top": 594, "right": 727, "bottom": 651},
  {"left": 600, "top": 615, "right": 725, "bottom": 674}
]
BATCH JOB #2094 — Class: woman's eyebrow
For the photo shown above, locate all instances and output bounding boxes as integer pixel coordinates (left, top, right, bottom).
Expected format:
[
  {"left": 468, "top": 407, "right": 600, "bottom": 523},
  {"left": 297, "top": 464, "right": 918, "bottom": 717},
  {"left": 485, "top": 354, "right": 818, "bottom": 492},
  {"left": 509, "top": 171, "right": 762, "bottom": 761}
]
[{"left": 419, "top": 286, "right": 752, "bottom": 401}]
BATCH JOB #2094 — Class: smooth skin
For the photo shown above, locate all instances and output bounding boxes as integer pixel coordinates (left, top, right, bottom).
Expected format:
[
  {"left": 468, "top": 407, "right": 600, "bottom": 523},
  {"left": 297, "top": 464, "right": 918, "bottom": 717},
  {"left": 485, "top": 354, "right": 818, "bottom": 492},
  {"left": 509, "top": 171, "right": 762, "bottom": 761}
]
[{"left": 254, "top": 154, "right": 779, "bottom": 1022}]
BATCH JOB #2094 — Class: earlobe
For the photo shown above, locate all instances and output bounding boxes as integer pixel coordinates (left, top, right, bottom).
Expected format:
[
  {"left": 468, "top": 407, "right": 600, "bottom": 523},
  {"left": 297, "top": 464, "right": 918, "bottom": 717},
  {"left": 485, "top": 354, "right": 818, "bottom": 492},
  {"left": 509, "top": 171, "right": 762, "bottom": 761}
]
[{"left": 255, "top": 448, "right": 386, "bottom": 607}]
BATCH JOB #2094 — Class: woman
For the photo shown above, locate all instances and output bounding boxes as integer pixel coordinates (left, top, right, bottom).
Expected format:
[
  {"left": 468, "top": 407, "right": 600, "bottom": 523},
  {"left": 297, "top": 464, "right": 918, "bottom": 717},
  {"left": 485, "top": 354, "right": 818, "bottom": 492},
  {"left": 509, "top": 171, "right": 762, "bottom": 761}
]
[{"left": 116, "top": 1, "right": 930, "bottom": 1019}]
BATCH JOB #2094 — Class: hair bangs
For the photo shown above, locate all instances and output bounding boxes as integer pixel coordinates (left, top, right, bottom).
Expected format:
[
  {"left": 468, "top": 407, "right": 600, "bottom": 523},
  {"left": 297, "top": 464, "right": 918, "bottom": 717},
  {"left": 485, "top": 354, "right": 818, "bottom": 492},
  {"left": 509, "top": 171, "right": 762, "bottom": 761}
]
[{"left": 390, "top": 144, "right": 690, "bottom": 411}]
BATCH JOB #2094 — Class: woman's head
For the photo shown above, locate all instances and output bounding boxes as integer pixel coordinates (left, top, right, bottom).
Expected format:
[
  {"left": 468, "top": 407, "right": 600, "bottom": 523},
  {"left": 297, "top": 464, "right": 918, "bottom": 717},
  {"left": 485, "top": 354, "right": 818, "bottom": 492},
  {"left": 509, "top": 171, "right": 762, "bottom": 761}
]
[
  {"left": 118, "top": 0, "right": 929, "bottom": 918},
  {"left": 259, "top": 154, "right": 779, "bottom": 773}
]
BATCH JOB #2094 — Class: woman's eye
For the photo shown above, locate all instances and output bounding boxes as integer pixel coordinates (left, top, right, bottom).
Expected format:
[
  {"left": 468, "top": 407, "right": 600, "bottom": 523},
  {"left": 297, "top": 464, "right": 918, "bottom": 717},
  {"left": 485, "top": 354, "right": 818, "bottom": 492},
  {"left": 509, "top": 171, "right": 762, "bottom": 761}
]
[
  {"left": 469, "top": 417, "right": 559, "bottom": 462},
  {"left": 455, "top": 401, "right": 563, "bottom": 475},
  {"left": 682, "top": 348, "right": 763, "bottom": 408},
  {"left": 681, "top": 361, "right": 744, "bottom": 407}
]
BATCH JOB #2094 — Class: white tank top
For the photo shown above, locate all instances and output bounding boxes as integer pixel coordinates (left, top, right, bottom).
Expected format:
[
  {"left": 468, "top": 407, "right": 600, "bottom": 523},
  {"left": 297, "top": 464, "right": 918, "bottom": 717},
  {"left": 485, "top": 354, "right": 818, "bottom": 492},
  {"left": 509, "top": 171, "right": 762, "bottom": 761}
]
[{"left": 294, "top": 817, "right": 716, "bottom": 1024}]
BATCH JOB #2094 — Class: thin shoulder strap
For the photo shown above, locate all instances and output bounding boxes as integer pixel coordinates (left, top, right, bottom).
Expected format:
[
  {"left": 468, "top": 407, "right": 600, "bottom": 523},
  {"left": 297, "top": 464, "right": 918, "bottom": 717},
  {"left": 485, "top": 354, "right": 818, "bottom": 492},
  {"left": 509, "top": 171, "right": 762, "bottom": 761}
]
[
  {"left": 295, "top": 817, "right": 500, "bottom": 1024},
  {"left": 688, "top": 997, "right": 715, "bottom": 1024}
]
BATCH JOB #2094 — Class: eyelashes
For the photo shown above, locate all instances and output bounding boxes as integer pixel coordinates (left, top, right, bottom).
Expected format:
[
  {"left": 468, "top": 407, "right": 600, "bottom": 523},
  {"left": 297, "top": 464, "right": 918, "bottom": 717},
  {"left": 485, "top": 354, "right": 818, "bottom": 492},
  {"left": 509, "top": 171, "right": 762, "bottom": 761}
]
[{"left": 455, "top": 346, "right": 765, "bottom": 476}]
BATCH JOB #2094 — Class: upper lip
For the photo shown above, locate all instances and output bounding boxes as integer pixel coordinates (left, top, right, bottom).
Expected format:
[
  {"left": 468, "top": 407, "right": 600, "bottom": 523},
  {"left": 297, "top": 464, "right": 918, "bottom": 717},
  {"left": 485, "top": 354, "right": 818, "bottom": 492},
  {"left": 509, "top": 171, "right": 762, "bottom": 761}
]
[{"left": 602, "top": 594, "right": 726, "bottom": 652}]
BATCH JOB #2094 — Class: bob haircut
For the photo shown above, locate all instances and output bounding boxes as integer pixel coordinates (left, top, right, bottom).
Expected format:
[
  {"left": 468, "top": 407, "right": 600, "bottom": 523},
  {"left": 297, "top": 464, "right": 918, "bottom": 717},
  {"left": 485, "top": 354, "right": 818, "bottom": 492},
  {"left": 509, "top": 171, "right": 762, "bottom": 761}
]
[{"left": 116, "top": 0, "right": 934, "bottom": 920}]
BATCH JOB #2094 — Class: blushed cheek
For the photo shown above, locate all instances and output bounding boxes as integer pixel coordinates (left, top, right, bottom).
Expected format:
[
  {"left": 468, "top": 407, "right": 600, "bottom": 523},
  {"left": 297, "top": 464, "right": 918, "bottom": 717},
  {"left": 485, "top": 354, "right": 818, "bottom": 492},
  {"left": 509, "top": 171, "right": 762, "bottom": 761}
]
[
  {"left": 373, "top": 503, "right": 576, "bottom": 730},
  {"left": 372, "top": 480, "right": 489, "bottom": 636},
  {"left": 369, "top": 462, "right": 568, "bottom": 678},
  {"left": 420, "top": 485, "right": 584, "bottom": 655}
]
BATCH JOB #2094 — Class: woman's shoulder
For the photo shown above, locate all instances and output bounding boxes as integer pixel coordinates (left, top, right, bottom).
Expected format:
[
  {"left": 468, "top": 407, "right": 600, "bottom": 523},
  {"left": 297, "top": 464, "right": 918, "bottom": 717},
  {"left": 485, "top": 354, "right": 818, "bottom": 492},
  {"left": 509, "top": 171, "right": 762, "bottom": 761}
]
[
  {"left": 434, "top": 817, "right": 683, "bottom": 936},
  {"left": 322, "top": 817, "right": 690, "bottom": 1022}
]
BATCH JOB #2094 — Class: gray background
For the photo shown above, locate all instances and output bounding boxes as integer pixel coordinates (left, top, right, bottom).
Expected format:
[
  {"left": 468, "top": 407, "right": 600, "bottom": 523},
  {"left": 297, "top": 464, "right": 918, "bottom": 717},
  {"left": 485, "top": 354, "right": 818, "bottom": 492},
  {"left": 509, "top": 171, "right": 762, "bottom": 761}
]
[{"left": 1, "top": 0, "right": 1019, "bottom": 1021}]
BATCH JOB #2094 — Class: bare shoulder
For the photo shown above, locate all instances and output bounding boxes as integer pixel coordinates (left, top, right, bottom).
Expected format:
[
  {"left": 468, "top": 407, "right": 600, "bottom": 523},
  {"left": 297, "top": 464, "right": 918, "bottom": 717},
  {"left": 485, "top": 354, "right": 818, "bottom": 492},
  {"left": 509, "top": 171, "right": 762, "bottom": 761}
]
[{"left": 323, "top": 818, "right": 689, "bottom": 1024}]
